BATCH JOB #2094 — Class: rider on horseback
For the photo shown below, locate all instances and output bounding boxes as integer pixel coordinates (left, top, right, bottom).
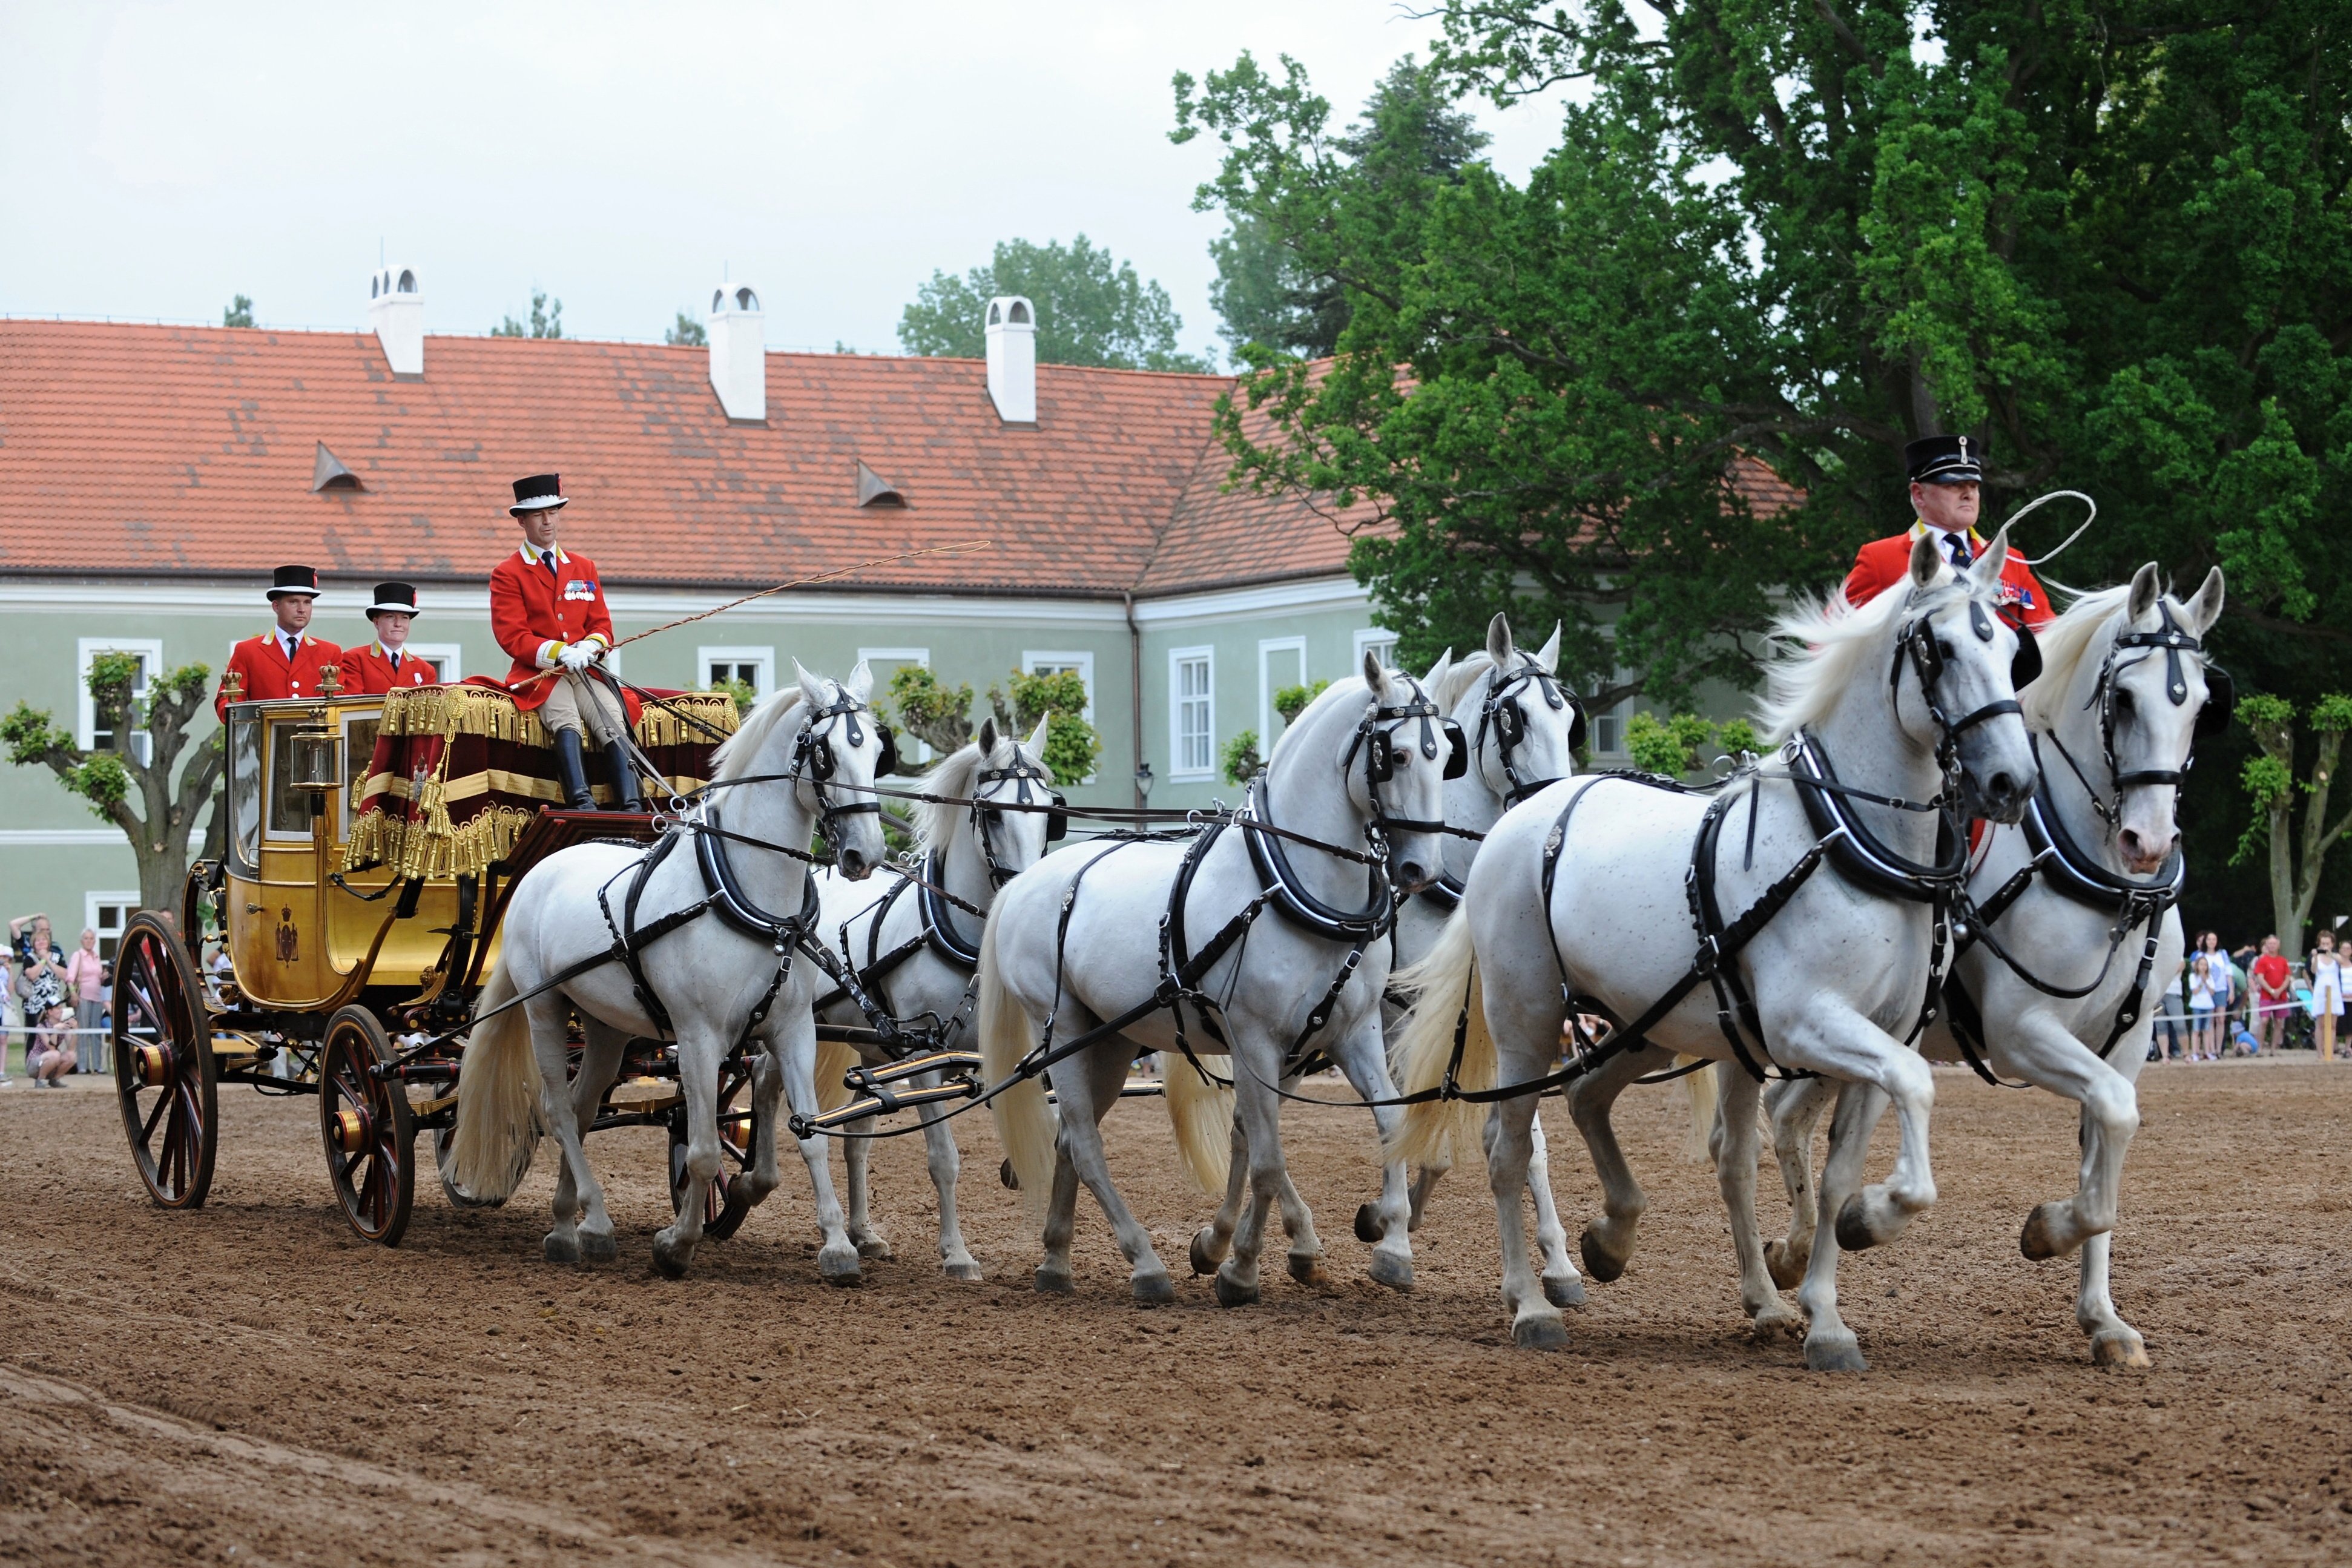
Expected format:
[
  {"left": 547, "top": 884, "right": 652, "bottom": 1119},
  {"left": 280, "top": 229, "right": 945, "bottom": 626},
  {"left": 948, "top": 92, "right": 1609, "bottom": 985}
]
[{"left": 489, "top": 473, "right": 643, "bottom": 811}]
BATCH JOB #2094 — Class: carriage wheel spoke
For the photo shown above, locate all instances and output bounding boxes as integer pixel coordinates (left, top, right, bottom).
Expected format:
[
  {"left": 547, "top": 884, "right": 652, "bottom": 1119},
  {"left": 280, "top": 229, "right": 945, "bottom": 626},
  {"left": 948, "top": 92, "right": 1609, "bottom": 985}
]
[{"left": 140, "top": 1085, "right": 171, "bottom": 1148}]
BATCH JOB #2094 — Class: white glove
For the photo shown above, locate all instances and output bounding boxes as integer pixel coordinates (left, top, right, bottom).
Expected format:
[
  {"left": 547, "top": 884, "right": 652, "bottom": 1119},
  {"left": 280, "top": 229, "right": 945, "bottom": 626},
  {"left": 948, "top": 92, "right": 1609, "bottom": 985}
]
[{"left": 558, "top": 641, "right": 601, "bottom": 673}]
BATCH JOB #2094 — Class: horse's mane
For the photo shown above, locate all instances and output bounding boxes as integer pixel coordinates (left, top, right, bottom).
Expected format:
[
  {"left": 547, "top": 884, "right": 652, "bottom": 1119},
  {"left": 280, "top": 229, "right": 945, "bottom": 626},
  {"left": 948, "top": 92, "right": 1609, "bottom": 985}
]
[
  {"left": 2020, "top": 584, "right": 2132, "bottom": 733},
  {"left": 915, "top": 739, "right": 987, "bottom": 856},
  {"left": 1431, "top": 650, "right": 1498, "bottom": 712},
  {"left": 710, "top": 687, "right": 810, "bottom": 782},
  {"left": 1757, "top": 570, "right": 1971, "bottom": 744}
]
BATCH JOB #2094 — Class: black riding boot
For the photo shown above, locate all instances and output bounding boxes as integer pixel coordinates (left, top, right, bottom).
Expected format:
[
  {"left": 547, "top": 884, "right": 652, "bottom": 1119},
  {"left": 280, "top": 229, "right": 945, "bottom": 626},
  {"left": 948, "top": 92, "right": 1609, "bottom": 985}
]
[
  {"left": 553, "top": 728, "right": 595, "bottom": 810},
  {"left": 602, "top": 739, "right": 642, "bottom": 812}
]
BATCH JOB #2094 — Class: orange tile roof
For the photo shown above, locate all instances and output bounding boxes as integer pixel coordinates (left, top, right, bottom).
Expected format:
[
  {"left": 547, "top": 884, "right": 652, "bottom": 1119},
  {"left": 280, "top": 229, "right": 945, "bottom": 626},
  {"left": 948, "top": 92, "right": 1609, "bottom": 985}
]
[{"left": 0, "top": 320, "right": 1357, "bottom": 599}]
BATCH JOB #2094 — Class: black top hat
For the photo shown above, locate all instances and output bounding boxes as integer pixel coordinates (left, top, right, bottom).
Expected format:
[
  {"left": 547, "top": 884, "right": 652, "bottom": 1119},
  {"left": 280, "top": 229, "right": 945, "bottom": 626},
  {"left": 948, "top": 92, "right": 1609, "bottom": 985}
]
[
  {"left": 1905, "top": 434, "right": 1983, "bottom": 486},
  {"left": 509, "top": 473, "right": 568, "bottom": 514},
  {"left": 266, "top": 564, "right": 321, "bottom": 600},
  {"left": 365, "top": 581, "right": 420, "bottom": 619}
]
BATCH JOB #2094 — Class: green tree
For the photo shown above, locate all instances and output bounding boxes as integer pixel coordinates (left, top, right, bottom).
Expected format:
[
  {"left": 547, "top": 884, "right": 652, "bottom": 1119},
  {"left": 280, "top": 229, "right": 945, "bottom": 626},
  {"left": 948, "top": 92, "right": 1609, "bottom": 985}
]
[
  {"left": 2, "top": 654, "right": 222, "bottom": 912},
  {"left": 2233, "top": 694, "right": 2352, "bottom": 955},
  {"left": 1220, "top": 730, "right": 1263, "bottom": 786},
  {"left": 884, "top": 665, "right": 977, "bottom": 768},
  {"left": 664, "top": 312, "right": 706, "bottom": 346},
  {"left": 898, "top": 237, "right": 1213, "bottom": 372},
  {"left": 989, "top": 668, "right": 1102, "bottom": 786},
  {"left": 1271, "top": 679, "right": 1330, "bottom": 728},
  {"left": 494, "top": 288, "right": 564, "bottom": 339},
  {"left": 222, "top": 294, "right": 255, "bottom": 328}
]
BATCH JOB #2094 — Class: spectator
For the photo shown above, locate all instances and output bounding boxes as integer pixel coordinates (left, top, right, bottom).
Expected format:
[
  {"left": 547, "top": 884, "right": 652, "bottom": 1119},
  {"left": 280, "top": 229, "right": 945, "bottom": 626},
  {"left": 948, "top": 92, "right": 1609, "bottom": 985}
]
[
  {"left": 2311, "top": 931, "right": 2344, "bottom": 1062},
  {"left": 2152, "top": 974, "right": 2189, "bottom": 1062},
  {"left": 0, "top": 944, "right": 14, "bottom": 1084},
  {"left": 2187, "top": 954, "right": 2222, "bottom": 1061},
  {"left": 64, "top": 928, "right": 105, "bottom": 1073},
  {"left": 2193, "top": 932, "right": 2234, "bottom": 1035},
  {"left": 13, "top": 932, "right": 73, "bottom": 1087},
  {"left": 2252, "top": 935, "right": 2293, "bottom": 1053}
]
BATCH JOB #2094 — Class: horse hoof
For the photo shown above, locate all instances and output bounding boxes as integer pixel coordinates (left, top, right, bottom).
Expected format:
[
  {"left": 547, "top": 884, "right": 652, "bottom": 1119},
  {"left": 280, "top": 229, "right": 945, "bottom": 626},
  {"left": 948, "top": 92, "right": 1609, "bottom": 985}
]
[
  {"left": 650, "top": 1234, "right": 692, "bottom": 1279},
  {"left": 579, "top": 1229, "right": 618, "bottom": 1263},
  {"left": 1188, "top": 1228, "right": 1221, "bottom": 1277},
  {"left": 1512, "top": 1314, "right": 1570, "bottom": 1351},
  {"left": 542, "top": 1232, "right": 580, "bottom": 1265},
  {"left": 2019, "top": 1202, "right": 2072, "bottom": 1261},
  {"left": 2091, "top": 1329, "right": 2151, "bottom": 1369},
  {"left": 1000, "top": 1158, "right": 1020, "bottom": 1191},
  {"left": 1132, "top": 1272, "right": 1178, "bottom": 1307},
  {"left": 1286, "top": 1252, "right": 1328, "bottom": 1287},
  {"left": 1764, "top": 1237, "right": 1806, "bottom": 1290},
  {"left": 1034, "top": 1266, "right": 1075, "bottom": 1295},
  {"left": 1542, "top": 1273, "right": 1586, "bottom": 1310},
  {"left": 1833, "top": 1194, "right": 1880, "bottom": 1253},
  {"left": 1353, "top": 1202, "right": 1383, "bottom": 1245},
  {"left": 1213, "top": 1268, "right": 1259, "bottom": 1308},
  {"left": 1367, "top": 1251, "right": 1414, "bottom": 1292},
  {"left": 854, "top": 1234, "right": 895, "bottom": 1261},
  {"left": 1749, "top": 1302, "right": 1805, "bottom": 1341},
  {"left": 1804, "top": 1333, "right": 1868, "bottom": 1373},
  {"left": 1578, "top": 1226, "right": 1626, "bottom": 1284},
  {"left": 817, "top": 1245, "right": 863, "bottom": 1286},
  {"left": 943, "top": 1260, "right": 984, "bottom": 1283}
]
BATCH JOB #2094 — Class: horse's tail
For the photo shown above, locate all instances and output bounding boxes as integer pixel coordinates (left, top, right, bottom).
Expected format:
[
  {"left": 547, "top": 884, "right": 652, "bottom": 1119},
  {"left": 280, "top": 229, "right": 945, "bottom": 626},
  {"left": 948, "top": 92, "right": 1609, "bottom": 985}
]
[
  {"left": 1680, "top": 1056, "right": 1719, "bottom": 1164},
  {"left": 447, "top": 957, "right": 543, "bottom": 1204},
  {"left": 815, "top": 1035, "right": 858, "bottom": 1115},
  {"left": 978, "top": 911, "right": 1056, "bottom": 1220},
  {"left": 1159, "top": 1052, "right": 1234, "bottom": 1195},
  {"left": 1388, "top": 908, "right": 1494, "bottom": 1170}
]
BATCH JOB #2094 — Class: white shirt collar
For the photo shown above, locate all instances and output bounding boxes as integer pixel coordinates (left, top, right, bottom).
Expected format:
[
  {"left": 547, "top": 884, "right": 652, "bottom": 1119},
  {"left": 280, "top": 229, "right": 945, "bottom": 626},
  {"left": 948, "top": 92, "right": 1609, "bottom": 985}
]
[{"left": 518, "top": 543, "right": 568, "bottom": 566}]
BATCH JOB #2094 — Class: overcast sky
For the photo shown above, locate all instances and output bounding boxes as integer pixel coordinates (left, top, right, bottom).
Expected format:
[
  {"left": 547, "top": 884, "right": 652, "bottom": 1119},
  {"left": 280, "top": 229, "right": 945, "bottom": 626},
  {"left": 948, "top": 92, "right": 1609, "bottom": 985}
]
[{"left": 0, "top": 1, "right": 1570, "bottom": 365}]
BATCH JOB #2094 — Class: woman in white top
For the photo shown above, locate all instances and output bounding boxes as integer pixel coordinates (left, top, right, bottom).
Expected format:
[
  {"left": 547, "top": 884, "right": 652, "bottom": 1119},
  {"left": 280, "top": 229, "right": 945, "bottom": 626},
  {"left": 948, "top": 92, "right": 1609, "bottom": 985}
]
[
  {"left": 2310, "top": 929, "right": 2344, "bottom": 1062},
  {"left": 2187, "top": 954, "right": 2222, "bottom": 1061}
]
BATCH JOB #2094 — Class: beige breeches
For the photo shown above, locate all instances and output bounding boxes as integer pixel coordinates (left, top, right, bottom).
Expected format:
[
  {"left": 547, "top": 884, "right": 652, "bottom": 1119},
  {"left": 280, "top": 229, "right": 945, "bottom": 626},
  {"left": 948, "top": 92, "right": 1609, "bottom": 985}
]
[{"left": 539, "top": 670, "right": 627, "bottom": 744}]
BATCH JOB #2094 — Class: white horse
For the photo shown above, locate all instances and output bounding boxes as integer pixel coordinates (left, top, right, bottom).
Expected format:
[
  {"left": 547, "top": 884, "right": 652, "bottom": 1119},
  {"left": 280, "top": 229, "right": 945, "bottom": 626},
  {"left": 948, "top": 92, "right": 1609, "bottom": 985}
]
[
  {"left": 1391, "top": 532, "right": 2037, "bottom": 1365},
  {"left": 1385, "top": 613, "right": 1592, "bottom": 1308},
  {"left": 1755, "top": 565, "right": 2225, "bottom": 1368},
  {"left": 809, "top": 716, "right": 1055, "bottom": 1280},
  {"left": 978, "top": 651, "right": 1452, "bottom": 1305},
  {"left": 447, "top": 662, "right": 889, "bottom": 1280}
]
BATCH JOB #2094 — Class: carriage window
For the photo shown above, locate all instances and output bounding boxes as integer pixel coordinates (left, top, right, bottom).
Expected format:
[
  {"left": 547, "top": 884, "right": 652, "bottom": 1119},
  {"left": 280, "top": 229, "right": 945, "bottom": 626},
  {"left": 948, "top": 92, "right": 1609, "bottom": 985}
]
[
  {"left": 267, "top": 724, "right": 311, "bottom": 838},
  {"left": 343, "top": 714, "right": 381, "bottom": 812},
  {"left": 227, "top": 714, "right": 262, "bottom": 874}
]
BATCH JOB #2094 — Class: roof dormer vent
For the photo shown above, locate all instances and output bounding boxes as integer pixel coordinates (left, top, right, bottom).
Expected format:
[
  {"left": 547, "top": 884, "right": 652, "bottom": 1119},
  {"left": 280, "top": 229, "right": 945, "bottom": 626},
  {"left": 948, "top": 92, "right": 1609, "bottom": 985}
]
[
  {"left": 367, "top": 264, "right": 423, "bottom": 377},
  {"left": 707, "top": 282, "right": 766, "bottom": 422},
  {"left": 855, "top": 461, "right": 904, "bottom": 507},
  {"left": 985, "top": 295, "right": 1036, "bottom": 425},
  {"left": 311, "top": 441, "right": 363, "bottom": 492}
]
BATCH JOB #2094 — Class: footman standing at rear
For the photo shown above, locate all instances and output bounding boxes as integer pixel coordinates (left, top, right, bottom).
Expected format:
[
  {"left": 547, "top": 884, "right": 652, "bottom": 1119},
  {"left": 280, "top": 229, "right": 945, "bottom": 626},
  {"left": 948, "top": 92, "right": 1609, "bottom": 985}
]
[
  {"left": 488, "top": 473, "right": 641, "bottom": 812},
  {"left": 215, "top": 565, "right": 343, "bottom": 717},
  {"left": 337, "top": 582, "right": 438, "bottom": 694}
]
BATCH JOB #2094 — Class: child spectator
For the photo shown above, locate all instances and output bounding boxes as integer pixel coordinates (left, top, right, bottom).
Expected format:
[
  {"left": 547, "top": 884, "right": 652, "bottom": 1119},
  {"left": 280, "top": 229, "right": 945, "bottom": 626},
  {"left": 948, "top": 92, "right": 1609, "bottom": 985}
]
[{"left": 2252, "top": 935, "right": 2293, "bottom": 1053}]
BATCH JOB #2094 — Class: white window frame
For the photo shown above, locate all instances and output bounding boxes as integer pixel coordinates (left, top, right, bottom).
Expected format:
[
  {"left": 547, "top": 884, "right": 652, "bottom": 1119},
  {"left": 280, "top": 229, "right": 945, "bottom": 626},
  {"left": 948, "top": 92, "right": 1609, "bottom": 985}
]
[
  {"left": 1590, "top": 661, "right": 1635, "bottom": 757},
  {"left": 1256, "top": 636, "right": 1308, "bottom": 753},
  {"left": 402, "top": 642, "right": 463, "bottom": 682},
  {"left": 85, "top": 891, "right": 138, "bottom": 964},
  {"left": 1352, "top": 627, "right": 1399, "bottom": 676},
  {"left": 78, "top": 637, "right": 164, "bottom": 763},
  {"left": 858, "top": 646, "right": 933, "bottom": 762},
  {"left": 696, "top": 645, "right": 776, "bottom": 699},
  {"left": 1169, "top": 645, "right": 1215, "bottom": 782}
]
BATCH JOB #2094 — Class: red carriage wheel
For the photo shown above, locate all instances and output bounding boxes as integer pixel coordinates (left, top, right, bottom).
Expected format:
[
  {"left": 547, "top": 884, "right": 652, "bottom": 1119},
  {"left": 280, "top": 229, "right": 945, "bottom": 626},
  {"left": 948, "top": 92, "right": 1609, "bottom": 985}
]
[
  {"left": 113, "top": 911, "right": 218, "bottom": 1209},
  {"left": 319, "top": 1006, "right": 416, "bottom": 1245}
]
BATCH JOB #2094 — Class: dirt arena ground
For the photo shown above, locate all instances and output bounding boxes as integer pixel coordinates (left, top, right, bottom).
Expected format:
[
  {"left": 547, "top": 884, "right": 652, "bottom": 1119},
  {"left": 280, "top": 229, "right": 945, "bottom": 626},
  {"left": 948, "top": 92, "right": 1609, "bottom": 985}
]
[{"left": 4, "top": 1058, "right": 2348, "bottom": 1566}]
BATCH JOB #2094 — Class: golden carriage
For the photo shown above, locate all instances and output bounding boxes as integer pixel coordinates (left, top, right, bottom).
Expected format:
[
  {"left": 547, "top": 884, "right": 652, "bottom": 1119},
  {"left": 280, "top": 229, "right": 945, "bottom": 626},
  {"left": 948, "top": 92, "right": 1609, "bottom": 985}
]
[{"left": 112, "top": 673, "right": 742, "bottom": 1245}]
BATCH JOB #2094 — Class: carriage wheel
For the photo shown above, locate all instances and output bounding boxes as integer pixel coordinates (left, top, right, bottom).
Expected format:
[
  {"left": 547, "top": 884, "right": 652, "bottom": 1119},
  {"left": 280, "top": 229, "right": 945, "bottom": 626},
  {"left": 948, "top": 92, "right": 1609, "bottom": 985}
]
[
  {"left": 319, "top": 1006, "right": 415, "bottom": 1245},
  {"left": 113, "top": 911, "right": 217, "bottom": 1209},
  {"left": 433, "top": 1125, "right": 502, "bottom": 1210},
  {"left": 669, "top": 1067, "right": 759, "bottom": 1238}
]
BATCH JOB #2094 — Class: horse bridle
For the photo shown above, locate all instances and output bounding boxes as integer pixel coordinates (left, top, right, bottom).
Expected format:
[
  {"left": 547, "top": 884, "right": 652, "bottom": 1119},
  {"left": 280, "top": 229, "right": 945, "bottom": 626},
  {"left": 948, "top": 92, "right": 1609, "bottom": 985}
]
[
  {"left": 1891, "top": 589, "right": 2037, "bottom": 779},
  {"left": 791, "top": 685, "right": 897, "bottom": 842},
  {"left": 2044, "top": 599, "right": 2234, "bottom": 828},
  {"left": 1475, "top": 655, "right": 1583, "bottom": 805},
  {"left": 1339, "top": 676, "right": 1468, "bottom": 843},
  {"left": 970, "top": 746, "right": 1067, "bottom": 888}
]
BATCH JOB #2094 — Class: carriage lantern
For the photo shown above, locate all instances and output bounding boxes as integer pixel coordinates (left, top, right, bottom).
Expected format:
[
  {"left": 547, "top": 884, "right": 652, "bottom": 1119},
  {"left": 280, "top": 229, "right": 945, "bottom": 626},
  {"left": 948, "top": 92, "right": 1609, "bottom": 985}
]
[{"left": 288, "top": 727, "right": 342, "bottom": 816}]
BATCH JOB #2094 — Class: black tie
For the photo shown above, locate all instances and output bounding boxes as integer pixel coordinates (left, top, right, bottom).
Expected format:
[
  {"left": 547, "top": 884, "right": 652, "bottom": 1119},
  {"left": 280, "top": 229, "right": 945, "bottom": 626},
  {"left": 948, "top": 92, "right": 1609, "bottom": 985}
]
[
  {"left": 283, "top": 634, "right": 298, "bottom": 662},
  {"left": 541, "top": 550, "right": 557, "bottom": 576},
  {"left": 388, "top": 650, "right": 400, "bottom": 670},
  {"left": 1945, "top": 534, "right": 1971, "bottom": 572}
]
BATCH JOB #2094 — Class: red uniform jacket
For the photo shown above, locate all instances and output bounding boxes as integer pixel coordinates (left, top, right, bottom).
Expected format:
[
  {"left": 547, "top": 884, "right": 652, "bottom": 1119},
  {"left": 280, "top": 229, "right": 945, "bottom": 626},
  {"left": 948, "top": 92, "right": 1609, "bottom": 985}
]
[
  {"left": 215, "top": 631, "right": 345, "bottom": 719},
  {"left": 337, "top": 642, "right": 439, "bottom": 696},
  {"left": 487, "top": 544, "right": 640, "bottom": 723},
  {"left": 1843, "top": 525, "right": 2055, "bottom": 630}
]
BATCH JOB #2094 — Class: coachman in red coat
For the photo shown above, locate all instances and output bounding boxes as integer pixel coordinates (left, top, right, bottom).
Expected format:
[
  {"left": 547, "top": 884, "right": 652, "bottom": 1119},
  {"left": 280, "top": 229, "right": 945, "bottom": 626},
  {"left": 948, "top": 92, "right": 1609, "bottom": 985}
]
[
  {"left": 488, "top": 473, "right": 642, "bottom": 810},
  {"left": 1843, "top": 435, "right": 2055, "bottom": 630},
  {"left": 215, "top": 565, "right": 344, "bottom": 719},
  {"left": 337, "top": 581, "right": 440, "bottom": 694}
]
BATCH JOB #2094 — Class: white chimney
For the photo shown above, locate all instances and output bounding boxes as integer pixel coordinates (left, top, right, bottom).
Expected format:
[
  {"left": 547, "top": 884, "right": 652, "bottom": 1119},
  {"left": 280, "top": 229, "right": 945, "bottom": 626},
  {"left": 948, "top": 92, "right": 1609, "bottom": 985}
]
[
  {"left": 985, "top": 295, "right": 1036, "bottom": 424},
  {"left": 368, "top": 265, "right": 423, "bottom": 377},
  {"left": 707, "top": 284, "right": 766, "bottom": 423}
]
